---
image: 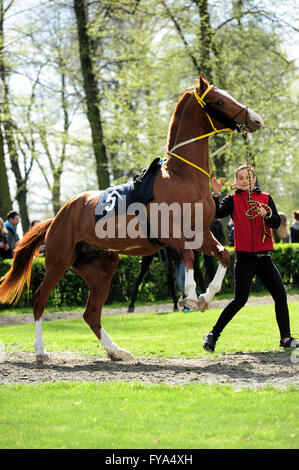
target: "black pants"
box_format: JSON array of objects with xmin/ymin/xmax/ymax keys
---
[{"xmin": 212, "ymin": 252, "xmax": 290, "ymax": 340}]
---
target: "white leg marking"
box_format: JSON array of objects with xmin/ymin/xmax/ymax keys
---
[
  {"xmin": 198, "ymin": 264, "xmax": 227, "ymax": 311},
  {"xmin": 100, "ymin": 327, "xmax": 135, "ymax": 361},
  {"xmin": 34, "ymin": 319, "xmax": 49, "ymax": 361},
  {"xmin": 184, "ymin": 268, "xmax": 198, "ymax": 309}
]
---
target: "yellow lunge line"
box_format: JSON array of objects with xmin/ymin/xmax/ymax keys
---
[{"xmin": 169, "ymin": 152, "xmax": 210, "ymax": 178}]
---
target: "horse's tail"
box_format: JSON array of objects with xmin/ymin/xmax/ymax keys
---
[{"xmin": 0, "ymin": 219, "xmax": 53, "ymax": 305}]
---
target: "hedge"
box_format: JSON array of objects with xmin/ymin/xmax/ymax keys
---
[{"xmin": 0, "ymin": 244, "xmax": 298, "ymax": 309}]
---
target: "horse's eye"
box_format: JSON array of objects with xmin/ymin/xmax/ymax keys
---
[{"xmin": 215, "ymin": 100, "xmax": 224, "ymax": 106}]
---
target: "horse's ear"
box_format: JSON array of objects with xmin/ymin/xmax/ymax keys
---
[{"xmin": 199, "ymin": 73, "xmax": 209, "ymax": 91}]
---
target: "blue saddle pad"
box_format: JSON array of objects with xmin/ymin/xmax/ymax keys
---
[{"xmin": 95, "ymin": 158, "xmax": 162, "ymax": 230}]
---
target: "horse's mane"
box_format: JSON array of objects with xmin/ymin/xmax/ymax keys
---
[{"xmin": 167, "ymin": 91, "xmax": 192, "ymax": 151}]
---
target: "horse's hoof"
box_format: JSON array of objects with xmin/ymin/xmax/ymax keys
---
[
  {"xmin": 197, "ymin": 296, "xmax": 208, "ymax": 312},
  {"xmin": 36, "ymin": 353, "xmax": 49, "ymax": 363},
  {"xmin": 183, "ymin": 298, "xmax": 198, "ymax": 311},
  {"xmin": 107, "ymin": 349, "xmax": 135, "ymax": 362},
  {"xmin": 127, "ymin": 306, "xmax": 135, "ymax": 313},
  {"xmin": 173, "ymin": 304, "xmax": 179, "ymax": 312}
]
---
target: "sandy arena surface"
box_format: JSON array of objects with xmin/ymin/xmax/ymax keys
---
[{"xmin": 1, "ymin": 350, "xmax": 298, "ymax": 389}]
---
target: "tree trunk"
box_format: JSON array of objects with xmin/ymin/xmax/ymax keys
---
[
  {"xmin": 164, "ymin": 0, "xmax": 226, "ymax": 178},
  {"xmin": 73, "ymin": 0, "xmax": 110, "ymax": 190},
  {"xmin": 0, "ymin": 0, "xmax": 30, "ymax": 232},
  {"xmin": 0, "ymin": 122, "xmax": 12, "ymax": 216},
  {"xmin": 52, "ymin": 170, "xmax": 62, "ymax": 215},
  {"xmin": 197, "ymin": 0, "xmax": 213, "ymax": 81}
]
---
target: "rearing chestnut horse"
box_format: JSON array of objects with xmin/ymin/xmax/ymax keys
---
[{"xmin": 0, "ymin": 74, "xmax": 263, "ymax": 361}]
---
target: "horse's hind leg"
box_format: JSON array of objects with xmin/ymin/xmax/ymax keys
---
[
  {"xmin": 73, "ymin": 250, "xmax": 135, "ymax": 361},
  {"xmin": 166, "ymin": 258, "xmax": 179, "ymax": 311},
  {"xmin": 127, "ymin": 255, "xmax": 153, "ymax": 313},
  {"xmin": 33, "ymin": 259, "xmax": 74, "ymax": 361}
]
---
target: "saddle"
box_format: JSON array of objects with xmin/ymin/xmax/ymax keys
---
[{"xmin": 95, "ymin": 158, "xmax": 165, "ymax": 247}]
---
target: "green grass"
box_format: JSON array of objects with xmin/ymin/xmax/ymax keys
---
[
  {"xmin": 0, "ymin": 382, "xmax": 298, "ymax": 449},
  {"xmin": 0, "ymin": 288, "xmax": 298, "ymax": 316},
  {"xmin": 1, "ymin": 303, "xmax": 299, "ymax": 357},
  {"xmin": 1, "ymin": 301, "xmax": 299, "ymax": 449}
]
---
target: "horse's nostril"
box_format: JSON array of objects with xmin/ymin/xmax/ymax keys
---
[{"xmin": 255, "ymin": 120, "xmax": 261, "ymax": 127}]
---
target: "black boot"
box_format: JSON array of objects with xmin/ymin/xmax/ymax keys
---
[
  {"xmin": 203, "ymin": 331, "xmax": 218, "ymax": 352},
  {"xmin": 279, "ymin": 336, "xmax": 299, "ymax": 348}
]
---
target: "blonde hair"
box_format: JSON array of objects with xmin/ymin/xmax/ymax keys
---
[{"xmin": 0, "ymin": 217, "xmax": 7, "ymax": 234}]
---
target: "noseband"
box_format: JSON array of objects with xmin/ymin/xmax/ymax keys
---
[{"xmin": 168, "ymin": 85, "xmax": 249, "ymax": 178}]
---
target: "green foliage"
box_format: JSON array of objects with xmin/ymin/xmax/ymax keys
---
[
  {"xmin": 0, "ymin": 244, "xmax": 298, "ymax": 308},
  {"xmin": 109, "ymin": 254, "xmax": 173, "ymax": 303},
  {"xmin": 1, "ymin": 0, "xmax": 298, "ymax": 225},
  {"xmin": 222, "ymin": 244, "xmax": 299, "ymax": 293},
  {"xmin": 272, "ymin": 244, "xmax": 299, "ymax": 288}
]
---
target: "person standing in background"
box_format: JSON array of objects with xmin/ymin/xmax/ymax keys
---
[
  {"xmin": 0, "ymin": 218, "xmax": 10, "ymax": 259},
  {"xmin": 290, "ymin": 210, "xmax": 299, "ymax": 243},
  {"xmin": 5, "ymin": 210, "xmax": 20, "ymax": 258},
  {"xmin": 272, "ymin": 212, "xmax": 290, "ymax": 243}
]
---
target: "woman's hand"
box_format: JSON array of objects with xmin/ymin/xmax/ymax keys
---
[
  {"xmin": 260, "ymin": 207, "xmax": 267, "ymax": 217},
  {"xmin": 211, "ymin": 176, "xmax": 223, "ymax": 195}
]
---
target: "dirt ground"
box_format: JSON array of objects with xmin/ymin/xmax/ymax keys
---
[
  {"xmin": 1, "ymin": 295, "xmax": 299, "ymax": 389},
  {"xmin": 1, "ymin": 351, "xmax": 298, "ymax": 389}
]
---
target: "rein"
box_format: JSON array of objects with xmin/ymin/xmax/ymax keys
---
[
  {"xmin": 168, "ymin": 85, "xmax": 245, "ymax": 178},
  {"xmin": 242, "ymin": 131, "xmax": 272, "ymax": 242}
]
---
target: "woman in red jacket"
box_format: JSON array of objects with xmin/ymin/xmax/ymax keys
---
[{"xmin": 203, "ymin": 164, "xmax": 299, "ymax": 352}]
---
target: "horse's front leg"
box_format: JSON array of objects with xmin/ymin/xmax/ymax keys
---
[
  {"xmin": 197, "ymin": 263, "xmax": 227, "ymax": 312},
  {"xmin": 165, "ymin": 241, "xmax": 199, "ymax": 311},
  {"xmin": 197, "ymin": 230, "xmax": 230, "ymax": 312},
  {"xmin": 182, "ymin": 249, "xmax": 198, "ymax": 310}
]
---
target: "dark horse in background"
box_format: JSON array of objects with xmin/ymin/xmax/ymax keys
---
[
  {"xmin": 0, "ymin": 74, "xmax": 263, "ymax": 361},
  {"xmin": 127, "ymin": 219, "xmax": 225, "ymax": 313},
  {"xmin": 127, "ymin": 247, "xmax": 205, "ymax": 313}
]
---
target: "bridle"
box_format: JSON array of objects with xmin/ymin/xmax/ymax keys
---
[
  {"xmin": 167, "ymin": 85, "xmax": 270, "ymax": 242},
  {"xmin": 168, "ymin": 84, "xmax": 249, "ymax": 178},
  {"xmin": 195, "ymin": 85, "xmax": 249, "ymax": 133}
]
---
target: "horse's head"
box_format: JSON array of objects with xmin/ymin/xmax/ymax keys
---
[{"xmin": 196, "ymin": 74, "xmax": 263, "ymax": 133}]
